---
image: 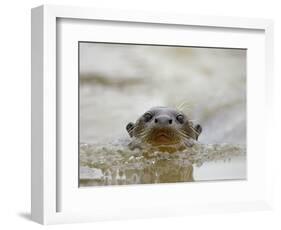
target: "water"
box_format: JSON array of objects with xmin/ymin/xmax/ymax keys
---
[
  {"xmin": 79, "ymin": 43, "xmax": 247, "ymax": 186},
  {"xmin": 79, "ymin": 142, "xmax": 246, "ymax": 186}
]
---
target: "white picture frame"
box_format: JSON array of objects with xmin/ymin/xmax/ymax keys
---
[{"xmin": 31, "ymin": 5, "xmax": 274, "ymax": 225}]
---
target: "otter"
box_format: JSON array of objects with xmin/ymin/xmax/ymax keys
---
[{"xmin": 126, "ymin": 106, "xmax": 202, "ymax": 153}]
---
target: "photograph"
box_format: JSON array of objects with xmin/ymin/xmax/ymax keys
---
[{"xmin": 79, "ymin": 42, "xmax": 247, "ymax": 187}]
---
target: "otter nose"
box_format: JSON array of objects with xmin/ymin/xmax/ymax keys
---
[{"xmin": 154, "ymin": 115, "xmax": 173, "ymax": 125}]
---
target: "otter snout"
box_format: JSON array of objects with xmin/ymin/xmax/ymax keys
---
[{"xmin": 154, "ymin": 115, "xmax": 173, "ymax": 125}]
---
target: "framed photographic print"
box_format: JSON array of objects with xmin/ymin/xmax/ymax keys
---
[
  {"xmin": 78, "ymin": 42, "xmax": 247, "ymax": 186},
  {"xmin": 31, "ymin": 5, "xmax": 274, "ymax": 225}
]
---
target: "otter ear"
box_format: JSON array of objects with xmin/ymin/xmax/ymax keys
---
[
  {"xmin": 126, "ymin": 122, "xmax": 135, "ymax": 137},
  {"xmin": 194, "ymin": 124, "xmax": 202, "ymax": 140}
]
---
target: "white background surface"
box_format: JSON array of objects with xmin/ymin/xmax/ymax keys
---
[
  {"xmin": 58, "ymin": 17, "xmax": 260, "ymax": 216},
  {"xmin": 0, "ymin": 0, "xmax": 280, "ymax": 229}
]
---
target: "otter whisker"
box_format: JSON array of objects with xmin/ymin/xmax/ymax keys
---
[
  {"xmin": 131, "ymin": 126, "xmax": 148, "ymax": 136},
  {"xmin": 176, "ymin": 129, "xmax": 193, "ymax": 139},
  {"xmin": 189, "ymin": 126, "xmax": 200, "ymax": 135},
  {"xmin": 136, "ymin": 129, "xmax": 151, "ymax": 140},
  {"xmin": 137, "ymin": 132, "xmax": 148, "ymax": 138},
  {"xmin": 176, "ymin": 102, "xmax": 191, "ymax": 113},
  {"xmin": 176, "ymin": 101, "xmax": 189, "ymax": 109}
]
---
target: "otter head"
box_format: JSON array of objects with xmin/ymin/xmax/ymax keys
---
[{"xmin": 126, "ymin": 106, "xmax": 202, "ymax": 150}]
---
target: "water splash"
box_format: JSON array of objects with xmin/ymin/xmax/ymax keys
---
[{"xmin": 80, "ymin": 141, "xmax": 246, "ymax": 186}]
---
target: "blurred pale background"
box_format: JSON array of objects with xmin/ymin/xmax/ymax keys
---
[{"xmin": 79, "ymin": 43, "xmax": 246, "ymax": 145}]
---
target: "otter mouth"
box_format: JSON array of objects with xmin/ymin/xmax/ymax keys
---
[
  {"xmin": 148, "ymin": 128, "xmax": 180, "ymax": 146},
  {"xmin": 155, "ymin": 132, "xmax": 171, "ymax": 142}
]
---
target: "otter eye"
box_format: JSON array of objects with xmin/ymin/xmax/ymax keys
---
[
  {"xmin": 143, "ymin": 113, "xmax": 153, "ymax": 122},
  {"xmin": 176, "ymin": 114, "xmax": 184, "ymax": 124}
]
